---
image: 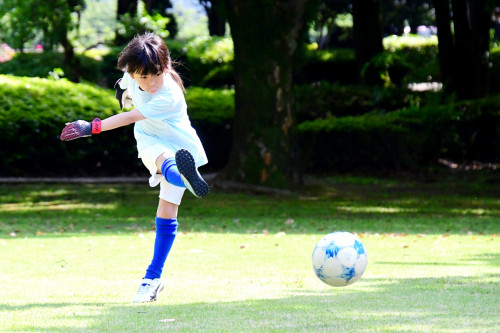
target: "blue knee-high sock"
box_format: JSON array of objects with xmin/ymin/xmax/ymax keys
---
[
  {"xmin": 144, "ymin": 217, "xmax": 178, "ymax": 279},
  {"xmin": 161, "ymin": 157, "xmax": 185, "ymax": 188}
]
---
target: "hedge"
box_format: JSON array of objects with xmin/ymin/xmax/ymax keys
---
[
  {"xmin": 297, "ymin": 98, "xmax": 500, "ymax": 173},
  {"xmin": 0, "ymin": 75, "xmax": 233, "ymax": 177},
  {"xmin": 1, "ymin": 74, "xmax": 499, "ymax": 177}
]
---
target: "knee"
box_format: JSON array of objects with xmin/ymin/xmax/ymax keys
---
[{"xmin": 155, "ymin": 153, "xmax": 170, "ymax": 173}]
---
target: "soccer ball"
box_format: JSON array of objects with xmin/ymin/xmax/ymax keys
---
[{"xmin": 312, "ymin": 231, "xmax": 368, "ymax": 287}]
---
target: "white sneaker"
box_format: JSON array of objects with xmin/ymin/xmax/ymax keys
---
[{"xmin": 133, "ymin": 278, "xmax": 165, "ymax": 303}]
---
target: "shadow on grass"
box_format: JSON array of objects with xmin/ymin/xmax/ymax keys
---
[
  {"xmin": 1, "ymin": 181, "xmax": 499, "ymax": 236},
  {"xmin": 3, "ymin": 275, "xmax": 499, "ymax": 332},
  {"xmin": 377, "ymin": 252, "xmax": 500, "ymax": 268}
]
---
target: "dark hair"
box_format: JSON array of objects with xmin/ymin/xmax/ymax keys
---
[{"xmin": 117, "ymin": 32, "xmax": 185, "ymax": 91}]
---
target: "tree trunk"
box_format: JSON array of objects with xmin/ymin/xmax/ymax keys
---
[
  {"xmin": 206, "ymin": 0, "xmax": 226, "ymax": 36},
  {"xmin": 433, "ymin": 0, "xmax": 454, "ymax": 86},
  {"xmin": 222, "ymin": 0, "xmax": 309, "ymax": 188},
  {"xmin": 117, "ymin": 0, "xmax": 137, "ymax": 17},
  {"xmin": 352, "ymin": 0, "xmax": 384, "ymax": 85},
  {"xmin": 451, "ymin": 0, "xmax": 490, "ymax": 99},
  {"xmin": 115, "ymin": 0, "xmax": 138, "ymax": 45},
  {"xmin": 60, "ymin": 32, "xmax": 80, "ymax": 82}
]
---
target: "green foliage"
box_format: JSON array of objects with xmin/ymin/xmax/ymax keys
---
[
  {"xmin": 186, "ymin": 87, "xmax": 234, "ymax": 124},
  {"xmin": 294, "ymin": 82, "xmax": 417, "ymax": 121},
  {"xmin": 76, "ymin": 0, "xmax": 117, "ymax": 49},
  {"xmin": 0, "ymin": 0, "xmax": 84, "ymax": 51},
  {"xmin": 181, "ymin": 36, "xmax": 234, "ymax": 87},
  {"xmin": 0, "ymin": 0, "xmax": 39, "ymax": 50},
  {"xmin": 0, "ymin": 52, "xmax": 63, "ymax": 77},
  {"xmin": 186, "ymin": 36, "xmax": 234, "ymax": 64},
  {"xmin": 185, "ymin": 87, "xmax": 234, "ymax": 169},
  {"xmin": 363, "ymin": 36, "xmax": 439, "ymax": 86},
  {"xmin": 298, "ymin": 35, "xmax": 439, "ymax": 87},
  {"xmin": 383, "ymin": 34, "xmax": 438, "ymax": 50},
  {"xmin": 297, "ymin": 95, "xmax": 500, "ymax": 173},
  {"xmin": 115, "ymin": 0, "xmax": 172, "ymax": 42},
  {"xmin": 488, "ymin": 47, "xmax": 500, "ymax": 93},
  {"xmin": 173, "ymin": 0, "xmax": 209, "ymax": 40},
  {"xmin": 0, "ymin": 75, "xmax": 234, "ymax": 176},
  {"xmin": 0, "ymin": 75, "xmax": 132, "ymax": 177},
  {"xmin": 0, "ymin": 50, "xmax": 119, "ymax": 87},
  {"xmin": 295, "ymin": 47, "xmax": 357, "ymax": 85}
]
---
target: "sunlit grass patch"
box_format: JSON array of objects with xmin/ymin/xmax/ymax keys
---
[{"xmin": 0, "ymin": 175, "xmax": 499, "ymax": 332}]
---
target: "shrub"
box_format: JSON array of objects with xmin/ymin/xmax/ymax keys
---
[
  {"xmin": 186, "ymin": 87, "xmax": 234, "ymax": 169},
  {"xmin": 297, "ymin": 97, "xmax": 500, "ymax": 173},
  {"xmin": 0, "ymin": 75, "xmax": 234, "ymax": 176},
  {"xmin": 295, "ymin": 48, "xmax": 357, "ymax": 85},
  {"xmin": 0, "ymin": 52, "xmax": 64, "ymax": 78},
  {"xmin": 183, "ymin": 36, "xmax": 234, "ymax": 88},
  {"xmin": 294, "ymin": 82, "xmax": 419, "ymax": 122},
  {"xmin": 0, "ymin": 75, "xmax": 138, "ymax": 177}
]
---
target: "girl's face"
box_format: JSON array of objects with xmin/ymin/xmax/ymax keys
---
[{"xmin": 130, "ymin": 70, "xmax": 166, "ymax": 95}]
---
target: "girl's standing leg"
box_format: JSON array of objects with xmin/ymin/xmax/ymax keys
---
[
  {"xmin": 133, "ymin": 153, "xmax": 183, "ymax": 303},
  {"xmin": 144, "ymin": 199, "xmax": 179, "ymax": 280},
  {"xmin": 133, "ymin": 199, "xmax": 179, "ymax": 303}
]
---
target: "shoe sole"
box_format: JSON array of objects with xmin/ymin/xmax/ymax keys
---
[{"xmin": 175, "ymin": 149, "xmax": 210, "ymax": 198}]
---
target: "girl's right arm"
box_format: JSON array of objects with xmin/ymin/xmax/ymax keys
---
[{"xmin": 60, "ymin": 109, "xmax": 146, "ymax": 141}]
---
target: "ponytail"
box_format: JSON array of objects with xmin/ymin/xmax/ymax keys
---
[{"xmin": 168, "ymin": 63, "xmax": 185, "ymax": 92}]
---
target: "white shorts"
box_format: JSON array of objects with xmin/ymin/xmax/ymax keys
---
[{"xmin": 140, "ymin": 144, "xmax": 186, "ymax": 205}]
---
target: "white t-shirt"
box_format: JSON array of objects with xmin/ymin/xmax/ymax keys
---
[{"xmin": 119, "ymin": 72, "xmax": 208, "ymax": 167}]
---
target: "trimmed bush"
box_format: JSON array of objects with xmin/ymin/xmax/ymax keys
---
[
  {"xmin": 0, "ymin": 75, "xmax": 234, "ymax": 176},
  {"xmin": 186, "ymin": 87, "xmax": 234, "ymax": 169},
  {"xmin": 2, "ymin": 73, "xmax": 498, "ymax": 177},
  {"xmin": 297, "ymin": 97, "xmax": 500, "ymax": 173},
  {"xmin": 294, "ymin": 82, "xmax": 419, "ymax": 122},
  {"xmin": 0, "ymin": 75, "xmax": 141, "ymax": 177}
]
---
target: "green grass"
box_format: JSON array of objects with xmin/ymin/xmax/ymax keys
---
[{"xmin": 0, "ymin": 174, "xmax": 499, "ymax": 332}]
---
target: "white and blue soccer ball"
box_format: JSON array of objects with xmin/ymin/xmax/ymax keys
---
[{"xmin": 312, "ymin": 231, "xmax": 368, "ymax": 287}]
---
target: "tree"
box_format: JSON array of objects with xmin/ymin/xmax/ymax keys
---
[
  {"xmin": 352, "ymin": 0, "xmax": 384, "ymax": 85},
  {"xmin": 115, "ymin": 0, "xmax": 138, "ymax": 45},
  {"xmin": 309, "ymin": 0, "xmax": 351, "ymax": 49},
  {"xmin": 143, "ymin": 0, "xmax": 178, "ymax": 38},
  {"xmin": 0, "ymin": 0, "xmax": 84, "ymax": 82},
  {"xmin": 433, "ymin": 0, "xmax": 492, "ymax": 99},
  {"xmin": 222, "ymin": 0, "xmax": 314, "ymax": 188},
  {"xmin": 0, "ymin": 0, "xmax": 38, "ymax": 52},
  {"xmin": 382, "ymin": 0, "xmax": 435, "ymax": 35},
  {"xmin": 200, "ymin": 0, "xmax": 227, "ymax": 36},
  {"xmin": 49, "ymin": 0, "xmax": 86, "ymax": 82},
  {"xmin": 451, "ymin": 0, "xmax": 491, "ymax": 99},
  {"xmin": 433, "ymin": 0, "xmax": 454, "ymax": 86}
]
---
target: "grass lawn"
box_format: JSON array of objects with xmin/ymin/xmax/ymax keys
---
[{"xmin": 0, "ymin": 173, "xmax": 499, "ymax": 332}]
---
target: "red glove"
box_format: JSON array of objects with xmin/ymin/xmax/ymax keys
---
[{"xmin": 60, "ymin": 118, "xmax": 101, "ymax": 141}]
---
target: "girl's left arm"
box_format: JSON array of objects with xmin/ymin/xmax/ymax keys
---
[
  {"xmin": 60, "ymin": 109, "xmax": 146, "ymax": 141},
  {"xmin": 101, "ymin": 109, "xmax": 146, "ymax": 132}
]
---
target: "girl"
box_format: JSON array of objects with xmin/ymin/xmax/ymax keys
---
[{"xmin": 60, "ymin": 32, "xmax": 209, "ymax": 302}]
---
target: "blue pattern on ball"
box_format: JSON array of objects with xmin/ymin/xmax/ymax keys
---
[
  {"xmin": 340, "ymin": 267, "xmax": 355, "ymax": 281},
  {"xmin": 325, "ymin": 243, "xmax": 339, "ymax": 258},
  {"xmin": 353, "ymin": 240, "xmax": 365, "ymax": 255}
]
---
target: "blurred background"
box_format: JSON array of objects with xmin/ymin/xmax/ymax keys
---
[{"xmin": 0, "ymin": 0, "xmax": 499, "ymax": 187}]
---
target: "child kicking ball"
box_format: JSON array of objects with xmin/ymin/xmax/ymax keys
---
[{"xmin": 60, "ymin": 32, "xmax": 209, "ymax": 302}]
